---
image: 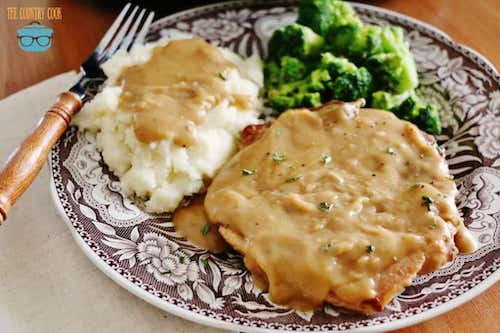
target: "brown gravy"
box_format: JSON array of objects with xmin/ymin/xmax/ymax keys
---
[
  {"xmin": 205, "ymin": 102, "xmax": 476, "ymax": 311},
  {"xmin": 172, "ymin": 196, "xmax": 228, "ymax": 253},
  {"xmin": 118, "ymin": 38, "xmax": 252, "ymax": 147}
]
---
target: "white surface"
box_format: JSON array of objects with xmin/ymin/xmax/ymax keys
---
[{"xmin": 0, "ymin": 72, "xmax": 226, "ymax": 333}]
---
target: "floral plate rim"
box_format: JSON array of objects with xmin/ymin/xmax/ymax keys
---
[
  {"xmin": 49, "ymin": 1, "xmax": 499, "ymax": 332},
  {"xmin": 49, "ymin": 177, "xmax": 500, "ymax": 333}
]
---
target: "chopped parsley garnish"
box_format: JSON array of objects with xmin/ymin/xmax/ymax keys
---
[
  {"xmin": 410, "ymin": 183, "xmax": 424, "ymax": 190},
  {"xmin": 201, "ymin": 223, "xmax": 211, "ymax": 236},
  {"xmin": 321, "ymin": 154, "xmax": 332, "ymax": 165},
  {"xmin": 321, "ymin": 242, "xmax": 333, "ymax": 251},
  {"xmin": 241, "ymin": 168, "xmax": 256, "ymax": 175},
  {"xmin": 421, "ymin": 196, "xmax": 434, "ymax": 211},
  {"xmin": 272, "ymin": 152, "xmax": 286, "ymax": 163},
  {"xmin": 179, "ymin": 256, "xmax": 185, "ymax": 264},
  {"xmin": 285, "ymin": 175, "xmax": 302, "ymax": 183},
  {"xmin": 218, "ymin": 72, "xmax": 226, "ymax": 80},
  {"xmin": 387, "ymin": 147, "xmax": 396, "ymax": 155},
  {"xmin": 366, "ymin": 244, "xmax": 375, "ymax": 254},
  {"xmin": 318, "ymin": 202, "xmax": 333, "ymax": 212},
  {"xmin": 201, "ymin": 258, "xmax": 209, "ymax": 269},
  {"xmin": 429, "ymin": 222, "xmax": 437, "ymax": 230}
]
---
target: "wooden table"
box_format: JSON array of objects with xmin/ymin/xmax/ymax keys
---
[{"xmin": 0, "ymin": 1, "xmax": 498, "ymax": 332}]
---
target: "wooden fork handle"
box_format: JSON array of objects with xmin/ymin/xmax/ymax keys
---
[{"xmin": 0, "ymin": 92, "xmax": 82, "ymax": 225}]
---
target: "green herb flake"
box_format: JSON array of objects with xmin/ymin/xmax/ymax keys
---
[
  {"xmin": 321, "ymin": 154, "xmax": 332, "ymax": 165},
  {"xmin": 241, "ymin": 168, "xmax": 256, "ymax": 175},
  {"xmin": 201, "ymin": 258, "xmax": 209, "ymax": 269},
  {"xmin": 366, "ymin": 244, "xmax": 375, "ymax": 254},
  {"xmin": 387, "ymin": 147, "xmax": 396, "ymax": 155},
  {"xmin": 321, "ymin": 242, "xmax": 333, "ymax": 251},
  {"xmin": 201, "ymin": 223, "xmax": 211, "ymax": 236},
  {"xmin": 179, "ymin": 256, "xmax": 185, "ymax": 264},
  {"xmin": 428, "ymin": 222, "xmax": 437, "ymax": 230},
  {"xmin": 318, "ymin": 201, "xmax": 333, "ymax": 212},
  {"xmin": 218, "ymin": 72, "xmax": 226, "ymax": 81},
  {"xmin": 421, "ymin": 196, "xmax": 434, "ymax": 211},
  {"xmin": 285, "ymin": 175, "xmax": 302, "ymax": 183},
  {"xmin": 409, "ymin": 183, "xmax": 420, "ymax": 190},
  {"xmin": 272, "ymin": 152, "xmax": 286, "ymax": 163}
]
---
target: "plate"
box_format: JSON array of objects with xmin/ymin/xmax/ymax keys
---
[{"xmin": 49, "ymin": 1, "xmax": 500, "ymax": 332}]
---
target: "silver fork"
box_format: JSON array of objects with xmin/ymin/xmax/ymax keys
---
[{"xmin": 0, "ymin": 4, "xmax": 155, "ymax": 225}]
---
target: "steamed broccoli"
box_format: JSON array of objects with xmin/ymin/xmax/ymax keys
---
[
  {"xmin": 268, "ymin": 81, "xmax": 322, "ymax": 113},
  {"xmin": 308, "ymin": 68, "xmax": 332, "ymax": 92},
  {"xmin": 320, "ymin": 52, "xmax": 358, "ymax": 76},
  {"xmin": 308, "ymin": 1, "xmax": 418, "ymax": 94},
  {"xmin": 366, "ymin": 52, "xmax": 418, "ymax": 93},
  {"xmin": 413, "ymin": 104, "xmax": 441, "ymax": 135},
  {"xmin": 266, "ymin": 53, "xmax": 371, "ymax": 113},
  {"xmin": 298, "ymin": 0, "xmax": 362, "ymax": 36},
  {"xmin": 328, "ymin": 67, "xmax": 372, "ymax": 101},
  {"xmin": 373, "ymin": 90, "xmax": 441, "ymax": 135},
  {"xmin": 267, "ymin": 23, "xmax": 325, "ymax": 60},
  {"xmin": 371, "ymin": 90, "xmax": 412, "ymax": 110},
  {"xmin": 263, "ymin": 0, "xmax": 441, "ymax": 135},
  {"xmin": 264, "ymin": 56, "xmax": 307, "ymax": 89}
]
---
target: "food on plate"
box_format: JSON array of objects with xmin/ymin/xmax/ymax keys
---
[
  {"xmin": 265, "ymin": 0, "xmax": 441, "ymax": 135},
  {"xmin": 204, "ymin": 100, "xmax": 475, "ymax": 312},
  {"xmin": 73, "ymin": 0, "xmax": 476, "ymax": 315},
  {"xmin": 74, "ymin": 36, "xmax": 263, "ymax": 213},
  {"xmin": 172, "ymin": 195, "xmax": 228, "ymax": 253}
]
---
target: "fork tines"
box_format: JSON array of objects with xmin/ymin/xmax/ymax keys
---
[{"xmin": 96, "ymin": 3, "xmax": 155, "ymax": 61}]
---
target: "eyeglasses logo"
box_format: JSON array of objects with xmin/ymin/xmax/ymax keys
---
[{"xmin": 16, "ymin": 21, "xmax": 53, "ymax": 52}]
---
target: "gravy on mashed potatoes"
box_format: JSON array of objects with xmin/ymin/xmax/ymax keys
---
[
  {"xmin": 204, "ymin": 100, "xmax": 476, "ymax": 313},
  {"xmin": 119, "ymin": 38, "xmax": 254, "ymax": 147},
  {"xmin": 73, "ymin": 36, "xmax": 262, "ymax": 213}
]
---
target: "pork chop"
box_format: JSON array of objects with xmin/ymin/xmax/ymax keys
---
[{"xmin": 205, "ymin": 100, "xmax": 475, "ymax": 313}]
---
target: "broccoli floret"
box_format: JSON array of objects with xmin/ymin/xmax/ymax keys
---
[
  {"xmin": 328, "ymin": 67, "xmax": 373, "ymax": 101},
  {"xmin": 378, "ymin": 26, "xmax": 407, "ymax": 54},
  {"xmin": 391, "ymin": 93, "xmax": 419, "ymax": 120},
  {"xmin": 307, "ymin": 68, "xmax": 331, "ymax": 92},
  {"xmin": 269, "ymin": 94, "xmax": 297, "ymax": 113},
  {"xmin": 298, "ymin": 0, "xmax": 362, "ymax": 36},
  {"xmin": 264, "ymin": 56, "xmax": 308, "ymax": 89},
  {"xmin": 413, "ymin": 104, "xmax": 441, "ymax": 135},
  {"xmin": 298, "ymin": 92, "xmax": 322, "ymax": 108},
  {"xmin": 366, "ymin": 52, "xmax": 418, "ymax": 93},
  {"xmin": 267, "ymin": 23, "xmax": 325, "ymax": 60},
  {"xmin": 279, "ymin": 56, "xmax": 308, "ymax": 82},
  {"xmin": 266, "ymin": 53, "xmax": 372, "ymax": 113},
  {"xmin": 268, "ymin": 82, "xmax": 322, "ymax": 113},
  {"xmin": 264, "ymin": 61, "xmax": 281, "ymax": 89},
  {"xmin": 373, "ymin": 90, "xmax": 441, "ymax": 135},
  {"xmin": 320, "ymin": 52, "xmax": 358, "ymax": 76},
  {"xmin": 326, "ymin": 23, "xmax": 366, "ymax": 60},
  {"xmin": 371, "ymin": 90, "xmax": 412, "ymax": 110}
]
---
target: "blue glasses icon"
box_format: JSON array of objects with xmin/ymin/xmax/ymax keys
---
[{"xmin": 17, "ymin": 22, "xmax": 53, "ymax": 52}]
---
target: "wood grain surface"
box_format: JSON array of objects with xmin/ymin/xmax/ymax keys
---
[{"xmin": 0, "ymin": 1, "xmax": 498, "ymax": 332}]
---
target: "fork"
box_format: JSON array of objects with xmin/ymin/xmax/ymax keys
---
[{"xmin": 0, "ymin": 3, "xmax": 155, "ymax": 225}]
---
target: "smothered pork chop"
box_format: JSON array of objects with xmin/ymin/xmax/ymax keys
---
[{"xmin": 204, "ymin": 100, "xmax": 475, "ymax": 313}]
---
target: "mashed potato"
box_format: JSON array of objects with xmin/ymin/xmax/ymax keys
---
[{"xmin": 73, "ymin": 34, "xmax": 263, "ymax": 213}]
